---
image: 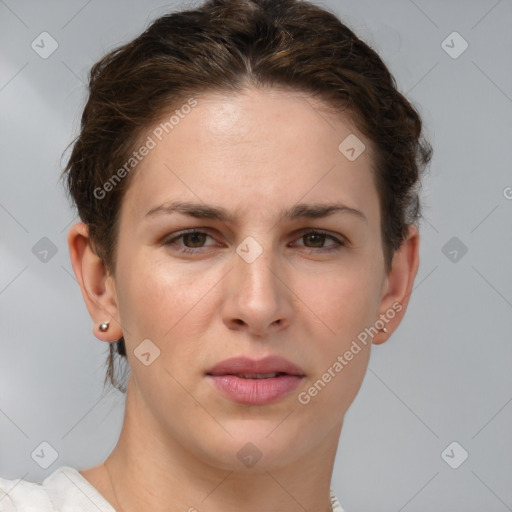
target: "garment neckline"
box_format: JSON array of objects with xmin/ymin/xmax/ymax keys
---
[
  {"xmin": 43, "ymin": 466, "xmax": 116, "ymax": 512},
  {"xmin": 44, "ymin": 465, "xmax": 343, "ymax": 512}
]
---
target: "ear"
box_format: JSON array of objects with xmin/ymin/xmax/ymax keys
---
[
  {"xmin": 372, "ymin": 224, "xmax": 420, "ymax": 345},
  {"xmin": 67, "ymin": 222, "xmax": 123, "ymax": 343}
]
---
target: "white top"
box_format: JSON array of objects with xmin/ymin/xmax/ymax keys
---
[{"xmin": 0, "ymin": 466, "xmax": 345, "ymax": 511}]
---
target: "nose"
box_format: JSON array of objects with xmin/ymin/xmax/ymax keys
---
[{"xmin": 221, "ymin": 245, "xmax": 293, "ymax": 337}]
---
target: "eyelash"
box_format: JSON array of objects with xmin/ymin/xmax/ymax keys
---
[{"xmin": 163, "ymin": 228, "xmax": 346, "ymax": 255}]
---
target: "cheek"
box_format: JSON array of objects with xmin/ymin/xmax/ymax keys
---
[
  {"xmin": 115, "ymin": 251, "xmax": 216, "ymax": 342},
  {"xmin": 293, "ymin": 260, "xmax": 381, "ymax": 407},
  {"xmin": 296, "ymin": 262, "xmax": 382, "ymax": 340},
  {"xmin": 296, "ymin": 269, "xmax": 376, "ymax": 417}
]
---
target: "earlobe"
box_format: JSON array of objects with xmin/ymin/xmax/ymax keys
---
[
  {"xmin": 67, "ymin": 222, "xmax": 123, "ymax": 343},
  {"xmin": 372, "ymin": 225, "xmax": 420, "ymax": 345}
]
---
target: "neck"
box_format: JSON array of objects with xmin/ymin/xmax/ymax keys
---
[{"xmin": 99, "ymin": 379, "xmax": 341, "ymax": 512}]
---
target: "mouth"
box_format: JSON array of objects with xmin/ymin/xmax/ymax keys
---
[
  {"xmin": 206, "ymin": 355, "xmax": 306, "ymax": 377},
  {"xmin": 205, "ymin": 356, "xmax": 305, "ymax": 405},
  {"xmin": 214, "ymin": 372, "xmax": 290, "ymax": 379}
]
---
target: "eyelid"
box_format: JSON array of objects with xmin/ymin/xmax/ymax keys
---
[
  {"xmin": 162, "ymin": 227, "xmax": 348, "ymax": 254},
  {"xmin": 164, "ymin": 227, "xmax": 345, "ymax": 242},
  {"xmin": 291, "ymin": 228, "xmax": 347, "ymax": 246},
  {"xmin": 163, "ymin": 228, "xmax": 218, "ymax": 244}
]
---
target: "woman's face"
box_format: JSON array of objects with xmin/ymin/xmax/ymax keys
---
[{"xmin": 104, "ymin": 87, "xmax": 396, "ymax": 470}]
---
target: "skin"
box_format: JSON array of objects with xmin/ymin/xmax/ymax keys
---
[{"xmin": 68, "ymin": 87, "xmax": 419, "ymax": 512}]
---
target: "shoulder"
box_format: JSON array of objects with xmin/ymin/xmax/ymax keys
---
[
  {"xmin": 330, "ymin": 487, "xmax": 346, "ymax": 512},
  {"xmin": 0, "ymin": 466, "xmax": 115, "ymax": 512},
  {"xmin": 0, "ymin": 473, "xmax": 53, "ymax": 511}
]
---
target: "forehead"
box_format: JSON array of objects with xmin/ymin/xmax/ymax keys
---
[{"xmin": 120, "ymin": 87, "xmax": 379, "ymax": 225}]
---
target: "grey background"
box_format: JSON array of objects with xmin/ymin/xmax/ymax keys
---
[{"xmin": 1, "ymin": 0, "xmax": 511, "ymax": 510}]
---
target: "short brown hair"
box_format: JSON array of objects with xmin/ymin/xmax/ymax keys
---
[{"xmin": 62, "ymin": 0, "xmax": 432, "ymax": 393}]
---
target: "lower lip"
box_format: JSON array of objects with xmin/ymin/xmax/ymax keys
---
[{"xmin": 207, "ymin": 374, "xmax": 304, "ymax": 405}]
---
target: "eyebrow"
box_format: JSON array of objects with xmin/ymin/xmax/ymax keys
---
[{"xmin": 144, "ymin": 200, "xmax": 367, "ymax": 223}]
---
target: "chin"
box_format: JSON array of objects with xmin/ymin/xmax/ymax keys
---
[{"xmin": 192, "ymin": 419, "xmax": 317, "ymax": 473}]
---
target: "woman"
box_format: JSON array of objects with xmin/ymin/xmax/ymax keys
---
[{"xmin": 0, "ymin": 0, "xmax": 431, "ymax": 510}]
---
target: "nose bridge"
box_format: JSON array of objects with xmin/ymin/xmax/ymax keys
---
[
  {"xmin": 234, "ymin": 238, "xmax": 281, "ymax": 303},
  {"xmin": 222, "ymin": 235, "xmax": 292, "ymax": 333}
]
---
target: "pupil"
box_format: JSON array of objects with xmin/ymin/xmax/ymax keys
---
[
  {"xmin": 181, "ymin": 233, "xmax": 327, "ymax": 249},
  {"xmin": 305, "ymin": 233, "xmax": 325, "ymax": 247},
  {"xmin": 184, "ymin": 233, "xmax": 206, "ymax": 247}
]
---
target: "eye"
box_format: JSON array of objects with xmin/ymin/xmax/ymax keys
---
[
  {"xmin": 163, "ymin": 229, "xmax": 217, "ymax": 254},
  {"xmin": 163, "ymin": 228, "xmax": 346, "ymax": 256},
  {"xmin": 292, "ymin": 230, "xmax": 345, "ymax": 252},
  {"xmin": 180, "ymin": 232, "xmax": 208, "ymax": 248}
]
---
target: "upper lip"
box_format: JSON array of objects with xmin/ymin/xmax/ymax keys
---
[{"xmin": 206, "ymin": 355, "xmax": 305, "ymax": 376}]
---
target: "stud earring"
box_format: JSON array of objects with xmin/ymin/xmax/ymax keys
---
[
  {"xmin": 380, "ymin": 326, "xmax": 388, "ymax": 333},
  {"xmin": 99, "ymin": 322, "xmax": 110, "ymax": 332}
]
